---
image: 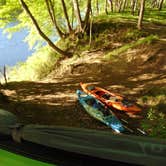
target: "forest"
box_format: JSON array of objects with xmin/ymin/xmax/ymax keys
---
[
  {"xmin": 0, "ymin": 0, "xmax": 166, "ymax": 139},
  {"xmin": 0, "ymin": 0, "xmax": 166, "ymax": 165}
]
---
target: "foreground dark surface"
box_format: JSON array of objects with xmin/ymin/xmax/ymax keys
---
[{"xmin": 0, "ymin": 134, "xmax": 138, "ymax": 166}]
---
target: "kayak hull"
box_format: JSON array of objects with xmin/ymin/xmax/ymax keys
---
[
  {"xmin": 80, "ymin": 83, "xmax": 141, "ymax": 115},
  {"xmin": 76, "ymin": 90, "xmax": 124, "ymax": 133}
]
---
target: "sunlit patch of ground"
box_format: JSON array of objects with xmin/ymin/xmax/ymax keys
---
[{"xmin": 128, "ymin": 73, "xmax": 160, "ymax": 82}]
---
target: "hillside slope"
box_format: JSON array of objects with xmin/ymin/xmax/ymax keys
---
[{"xmin": 0, "ymin": 22, "xmax": 166, "ymax": 137}]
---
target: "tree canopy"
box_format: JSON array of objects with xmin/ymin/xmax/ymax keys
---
[{"xmin": 0, "ymin": 0, "xmax": 165, "ymax": 56}]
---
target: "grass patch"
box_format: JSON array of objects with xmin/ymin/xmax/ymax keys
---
[
  {"xmin": 141, "ymin": 107, "xmax": 166, "ymax": 139},
  {"xmin": 144, "ymin": 9, "xmax": 166, "ymax": 25},
  {"xmin": 139, "ymin": 87, "xmax": 166, "ymax": 138},
  {"xmin": 96, "ymin": 8, "xmax": 166, "ymax": 25},
  {"xmin": 105, "ymin": 35, "xmax": 159, "ymax": 59}
]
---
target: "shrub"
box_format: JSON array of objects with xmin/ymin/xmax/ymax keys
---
[{"xmin": 9, "ymin": 46, "xmax": 60, "ymax": 81}]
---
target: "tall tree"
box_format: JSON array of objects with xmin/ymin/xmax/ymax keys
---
[
  {"xmin": 45, "ymin": 0, "xmax": 65, "ymax": 38},
  {"xmin": 61, "ymin": 0, "xmax": 72, "ymax": 33},
  {"xmin": 158, "ymin": 0, "xmax": 164, "ymax": 10},
  {"xmin": 118, "ymin": 0, "xmax": 123, "ymax": 12},
  {"xmin": 151, "ymin": 0, "xmax": 158, "ymax": 8},
  {"xmin": 131, "ymin": 0, "xmax": 137, "ymax": 15},
  {"xmin": 137, "ymin": 0, "xmax": 145, "ymax": 30},
  {"xmin": 122, "ymin": 0, "xmax": 127, "ymax": 12},
  {"xmin": 83, "ymin": 0, "xmax": 92, "ymax": 31},
  {"xmin": 108, "ymin": 0, "xmax": 113, "ymax": 12},
  {"xmin": 105, "ymin": 0, "xmax": 109, "ymax": 14},
  {"xmin": 72, "ymin": 0, "xmax": 83, "ymax": 32},
  {"xmin": 96, "ymin": 0, "xmax": 99, "ymax": 15},
  {"xmin": 19, "ymin": 0, "xmax": 68, "ymax": 56}
]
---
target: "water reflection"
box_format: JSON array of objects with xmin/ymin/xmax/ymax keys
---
[{"xmin": 0, "ymin": 28, "xmax": 33, "ymax": 67}]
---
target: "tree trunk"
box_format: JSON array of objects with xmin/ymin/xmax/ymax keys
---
[
  {"xmin": 118, "ymin": 0, "xmax": 123, "ymax": 13},
  {"xmin": 19, "ymin": 0, "xmax": 68, "ymax": 56},
  {"xmin": 72, "ymin": 0, "xmax": 83, "ymax": 32},
  {"xmin": 61, "ymin": 0, "xmax": 72, "ymax": 33},
  {"xmin": 105, "ymin": 0, "xmax": 108, "ymax": 14},
  {"xmin": 0, "ymin": 66, "xmax": 7, "ymax": 85},
  {"xmin": 89, "ymin": 11, "xmax": 92, "ymax": 46},
  {"xmin": 131, "ymin": 0, "xmax": 136, "ymax": 15},
  {"xmin": 108, "ymin": 0, "xmax": 113, "ymax": 12},
  {"xmin": 96, "ymin": 0, "xmax": 99, "ymax": 15},
  {"xmin": 3, "ymin": 66, "xmax": 7, "ymax": 85},
  {"xmin": 114, "ymin": 0, "xmax": 119, "ymax": 12},
  {"xmin": 83, "ymin": 0, "xmax": 91, "ymax": 31},
  {"xmin": 45, "ymin": 0, "xmax": 65, "ymax": 38},
  {"xmin": 158, "ymin": 0, "xmax": 164, "ymax": 10},
  {"xmin": 71, "ymin": 4, "xmax": 74, "ymax": 28},
  {"xmin": 122, "ymin": 0, "xmax": 127, "ymax": 12},
  {"xmin": 152, "ymin": 0, "xmax": 158, "ymax": 8},
  {"xmin": 134, "ymin": 0, "xmax": 138, "ymax": 12},
  {"xmin": 137, "ymin": 0, "xmax": 145, "ymax": 30}
]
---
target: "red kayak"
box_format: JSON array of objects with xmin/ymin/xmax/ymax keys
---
[{"xmin": 80, "ymin": 82, "xmax": 141, "ymax": 116}]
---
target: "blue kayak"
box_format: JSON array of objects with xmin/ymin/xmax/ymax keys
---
[{"xmin": 76, "ymin": 90, "xmax": 124, "ymax": 133}]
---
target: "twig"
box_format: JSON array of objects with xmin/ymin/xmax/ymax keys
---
[
  {"xmin": 3, "ymin": 65, "xmax": 8, "ymax": 85},
  {"xmin": 89, "ymin": 11, "xmax": 93, "ymax": 46},
  {"xmin": 0, "ymin": 65, "xmax": 8, "ymax": 85}
]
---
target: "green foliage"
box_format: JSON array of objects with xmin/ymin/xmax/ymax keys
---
[
  {"xmin": 0, "ymin": 0, "xmax": 165, "ymax": 82},
  {"xmin": 96, "ymin": 8, "xmax": 166, "ymax": 25},
  {"xmin": 124, "ymin": 29, "xmax": 146, "ymax": 41},
  {"xmin": 141, "ymin": 108, "xmax": 166, "ymax": 138},
  {"xmin": 144, "ymin": 86, "xmax": 166, "ymax": 97},
  {"xmin": 144, "ymin": 9, "xmax": 166, "ymax": 25},
  {"xmin": 139, "ymin": 87, "xmax": 166, "ymax": 138},
  {"xmin": 8, "ymin": 46, "xmax": 60, "ymax": 81},
  {"xmin": 0, "ymin": 0, "xmax": 96, "ymax": 51},
  {"xmin": 0, "ymin": 0, "xmax": 21, "ymax": 28},
  {"xmin": 0, "ymin": 0, "xmax": 166, "ymax": 53},
  {"xmin": 0, "ymin": 0, "xmax": 73, "ymax": 50}
]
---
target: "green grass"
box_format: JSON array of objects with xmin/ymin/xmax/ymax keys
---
[
  {"xmin": 144, "ymin": 9, "xmax": 166, "ymax": 25},
  {"xmin": 141, "ymin": 106, "xmax": 166, "ymax": 139},
  {"xmin": 95, "ymin": 8, "xmax": 166, "ymax": 25},
  {"xmin": 139, "ymin": 87, "xmax": 166, "ymax": 138},
  {"xmin": 105, "ymin": 35, "xmax": 159, "ymax": 59},
  {"xmin": 0, "ymin": 149, "xmax": 53, "ymax": 166}
]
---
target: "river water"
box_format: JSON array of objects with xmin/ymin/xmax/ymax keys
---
[{"xmin": 0, "ymin": 28, "xmax": 33, "ymax": 67}]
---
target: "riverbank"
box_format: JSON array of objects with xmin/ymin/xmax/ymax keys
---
[{"xmin": 0, "ymin": 20, "xmax": 166, "ymax": 138}]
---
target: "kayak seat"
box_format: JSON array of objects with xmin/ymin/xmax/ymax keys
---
[{"xmin": 102, "ymin": 93, "xmax": 111, "ymax": 100}]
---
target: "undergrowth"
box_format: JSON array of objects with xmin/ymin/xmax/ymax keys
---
[
  {"xmin": 138, "ymin": 87, "xmax": 166, "ymax": 138},
  {"xmin": 8, "ymin": 46, "xmax": 60, "ymax": 81},
  {"xmin": 96, "ymin": 8, "xmax": 166, "ymax": 25}
]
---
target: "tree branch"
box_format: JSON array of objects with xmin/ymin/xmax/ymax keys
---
[
  {"xmin": 19, "ymin": 0, "xmax": 68, "ymax": 56},
  {"xmin": 45, "ymin": 0, "xmax": 65, "ymax": 38},
  {"xmin": 61, "ymin": 0, "xmax": 73, "ymax": 33}
]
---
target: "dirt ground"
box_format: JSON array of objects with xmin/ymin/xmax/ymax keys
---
[{"xmin": 0, "ymin": 24, "xmax": 166, "ymax": 136}]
